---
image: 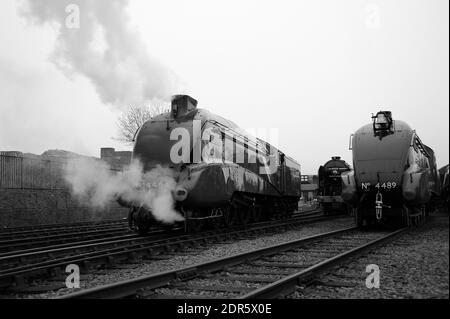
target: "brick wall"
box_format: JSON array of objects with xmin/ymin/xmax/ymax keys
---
[
  {"xmin": 0, "ymin": 188, "xmax": 128, "ymax": 228},
  {"xmin": 100, "ymin": 148, "xmax": 132, "ymax": 170},
  {"xmin": 0, "ymin": 149, "xmax": 132, "ymax": 228}
]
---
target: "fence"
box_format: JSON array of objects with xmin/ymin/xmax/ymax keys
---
[{"xmin": 0, "ymin": 154, "xmax": 67, "ymax": 190}]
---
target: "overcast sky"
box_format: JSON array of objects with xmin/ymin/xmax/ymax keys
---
[{"xmin": 0, "ymin": 0, "xmax": 448, "ymax": 174}]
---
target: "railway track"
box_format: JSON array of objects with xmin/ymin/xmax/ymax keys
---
[
  {"xmin": 0, "ymin": 209, "xmax": 327, "ymax": 292},
  {"xmin": 59, "ymin": 226, "xmax": 406, "ymax": 299},
  {"xmin": 0, "ymin": 219, "xmax": 127, "ymax": 238},
  {"xmin": 0, "ymin": 210, "xmax": 320, "ymax": 252},
  {"xmin": 0, "ymin": 218, "xmax": 131, "ymax": 254},
  {"xmin": 0, "ymin": 226, "xmax": 132, "ymax": 253}
]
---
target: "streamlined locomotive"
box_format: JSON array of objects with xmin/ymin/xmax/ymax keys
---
[
  {"xmin": 122, "ymin": 95, "xmax": 302, "ymax": 233},
  {"xmin": 341, "ymin": 111, "xmax": 440, "ymax": 227},
  {"xmin": 439, "ymin": 164, "xmax": 449, "ymax": 209},
  {"xmin": 317, "ymin": 156, "xmax": 351, "ymax": 215}
]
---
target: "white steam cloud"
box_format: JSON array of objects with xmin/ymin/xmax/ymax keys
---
[
  {"xmin": 64, "ymin": 158, "xmax": 184, "ymax": 224},
  {"xmin": 20, "ymin": 0, "xmax": 178, "ymax": 108}
]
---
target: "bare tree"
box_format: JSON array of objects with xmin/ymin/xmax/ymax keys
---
[{"xmin": 116, "ymin": 104, "xmax": 169, "ymax": 144}]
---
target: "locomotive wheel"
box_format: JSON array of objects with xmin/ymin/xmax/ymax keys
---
[
  {"xmin": 346, "ymin": 205, "xmax": 353, "ymax": 216},
  {"xmin": 405, "ymin": 206, "xmax": 426, "ymax": 227},
  {"xmin": 282, "ymin": 202, "xmax": 291, "ymax": 219},
  {"xmin": 354, "ymin": 208, "xmax": 363, "ymax": 228},
  {"xmin": 163, "ymin": 224, "xmax": 175, "ymax": 232},
  {"xmin": 402, "ymin": 206, "xmax": 411, "ymax": 227},
  {"xmin": 283, "ymin": 210, "xmax": 291, "ymax": 219},
  {"xmin": 420, "ymin": 206, "xmax": 426, "ymax": 225},
  {"xmin": 127, "ymin": 207, "xmax": 136, "ymax": 230},
  {"xmin": 208, "ymin": 208, "xmax": 223, "ymax": 229},
  {"xmin": 187, "ymin": 220, "xmax": 204, "ymax": 233},
  {"xmin": 414, "ymin": 206, "xmax": 426, "ymax": 226},
  {"xmin": 223, "ymin": 206, "xmax": 236, "ymax": 227},
  {"xmin": 135, "ymin": 207, "xmax": 150, "ymax": 235},
  {"xmin": 274, "ymin": 203, "xmax": 283, "ymax": 220},
  {"xmin": 135, "ymin": 223, "xmax": 150, "ymax": 235},
  {"xmin": 251, "ymin": 206, "xmax": 262, "ymax": 223},
  {"xmin": 210, "ymin": 217, "xmax": 222, "ymax": 229},
  {"xmin": 238, "ymin": 210, "xmax": 251, "ymax": 225},
  {"xmin": 279, "ymin": 202, "xmax": 287, "ymax": 219},
  {"xmin": 322, "ymin": 204, "xmax": 331, "ymax": 216},
  {"xmin": 412, "ymin": 215, "xmax": 419, "ymax": 226}
]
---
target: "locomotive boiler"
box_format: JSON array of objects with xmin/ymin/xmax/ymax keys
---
[
  {"xmin": 121, "ymin": 95, "xmax": 302, "ymax": 233},
  {"xmin": 317, "ymin": 156, "xmax": 351, "ymax": 215},
  {"xmin": 341, "ymin": 111, "xmax": 441, "ymax": 227}
]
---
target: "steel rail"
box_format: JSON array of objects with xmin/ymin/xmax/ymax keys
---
[
  {"xmin": 0, "ymin": 219, "xmax": 127, "ymax": 236},
  {"xmin": 0, "ymin": 233, "xmax": 138, "ymax": 259},
  {"xmin": 0, "ymin": 209, "xmax": 317, "ymax": 244},
  {"xmin": 58, "ymin": 227, "xmax": 357, "ymax": 299},
  {"xmin": 0, "ymin": 210, "xmax": 328, "ymax": 289},
  {"xmin": 0, "ymin": 223, "xmax": 128, "ymax": 241},
  {"xmin": 0, "ymin": 226, "xmax": 131, "ymax": 253},
  {"xmin": 239, "ymin": 228, "xmax": 407, "ymax": 298},
  {"xmin": 0, "ymin": 209, "xmax": 322, "ymax": 262},
  {"xmin": 0, "ymin": 213, "xmax": 325, "ymax": 275}
]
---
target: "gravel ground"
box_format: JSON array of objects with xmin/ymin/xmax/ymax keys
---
[
  {"xmin": 19, "ymin": 216, "xmax": 354, "ymax": 298},
  {"xmin": 288, "ymin": 213, "xmax": 449, "ymax": 299}
]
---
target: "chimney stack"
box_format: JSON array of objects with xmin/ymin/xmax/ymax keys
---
[{"xmin": 171, "ymin": 95, "xmax": 198, "ymax": 118}]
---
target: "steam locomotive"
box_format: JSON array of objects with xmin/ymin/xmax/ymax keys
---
[
  {"xmin": 121, "ymin": 95, "xmax": 302, "ymax": 233},
  {"xmin": 341, "ymin": 111, "xmax": 441, "ymax": 227},
  {"xmin": 439, "ymin": 164, "xmax": 449, "ymax": 208},
  {"xmin": 317, "ymin": 156, "xmax": 351, "ymax": 215}
]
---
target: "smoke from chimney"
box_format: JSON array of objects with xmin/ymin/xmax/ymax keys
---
[{"xmin": 20, "ymin": 0, "xmax": 178, "ymax": 109}]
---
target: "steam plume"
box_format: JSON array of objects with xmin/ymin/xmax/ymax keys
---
[
  {"xmin": 64, "ymin": 158, "xmax": 184, "ymax": 224},
  {"xmin": 20, "ymin": 0, "xmax": 177, "ymax": 108}
]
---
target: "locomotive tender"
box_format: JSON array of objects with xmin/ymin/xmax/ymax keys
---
[
  {"xmin": 123, "ymin": 95, "xmax": 302, "ymax": 233},
  {"xmin": 317, "ymin": 156, "xmax": 351, "ymax": 215},
  {"xmin": 341, "ymin": 111, "xmax": 440, "ymax": 227}
]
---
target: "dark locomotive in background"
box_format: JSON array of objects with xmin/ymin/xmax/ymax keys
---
[
  {"xmin": 317, "ymin": 156, "xmax": 351, "ymax": 215},
  {"xmin": 439, "ymin": 164, "xmax": 449, "ymax": 207},
  {"xmin": 121, "ymin": 95, "xmax": 301, "ymax": 233}
]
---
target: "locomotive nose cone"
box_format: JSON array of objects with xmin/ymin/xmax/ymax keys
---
[{"xmin": 173, "ymin": 187, "xmax": 188, "ymax": 201}]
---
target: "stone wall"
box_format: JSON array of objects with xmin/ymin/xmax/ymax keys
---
[{"xmin": 0, "ymin": 188, "xmax": 128, "ymax": 228}]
